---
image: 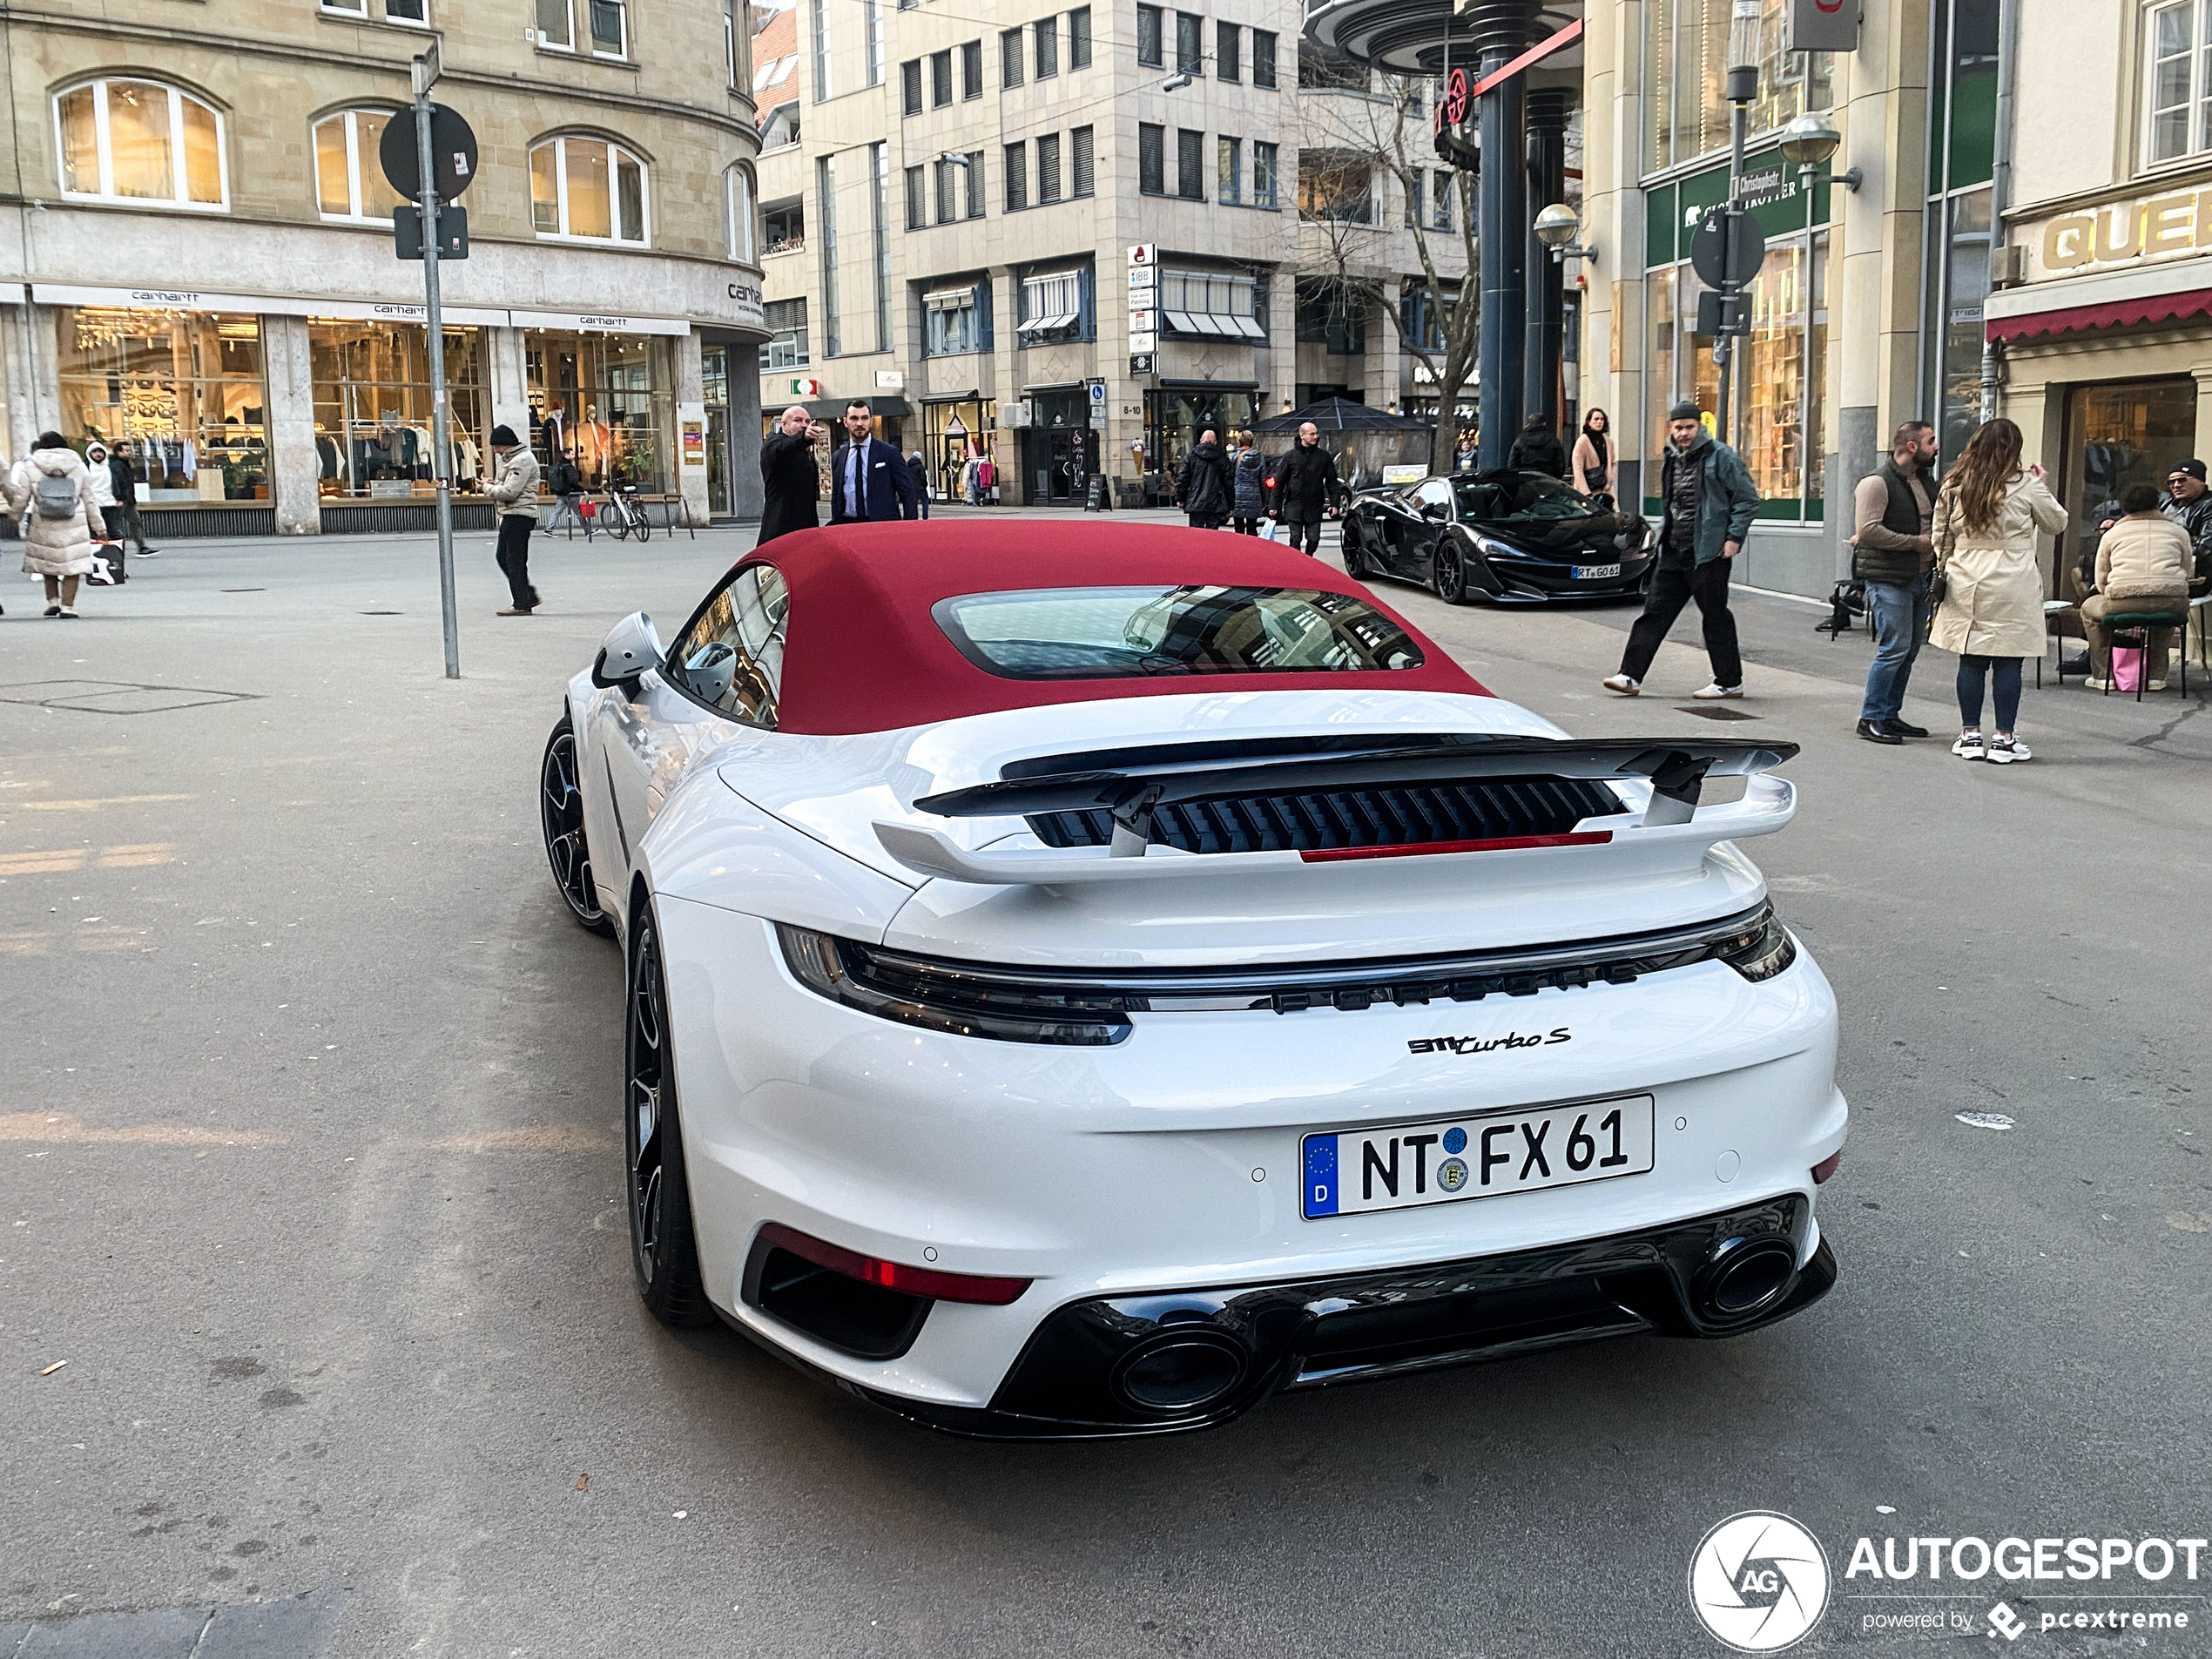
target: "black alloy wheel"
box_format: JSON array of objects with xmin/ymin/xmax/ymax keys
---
[
  {"xmin": 624, "ymin": 906, "xmax": 711, "ymax": 1325},
  {"xmin": 540, "ymin": 714, "xmax": 614, "ymax": 937},
  {"xmin": 1433, "ymin": 534, "xmax": 1473, "ymax": 605},
  {"xmin": 1341, "ymin": 517, "xmax": 1376, "ymax": 579}
]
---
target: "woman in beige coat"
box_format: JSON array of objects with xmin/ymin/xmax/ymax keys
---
[
  {"xmin": 11, "ymin": 431, "xmax": 105, "ymax": 618},
  {"xmin": 1930, "ymin": 417, "xmax": 2067, "ymax": 764},
  {"xmin": 2082, "ymin": 483, "xmax": 2192, "ymax": 689}
]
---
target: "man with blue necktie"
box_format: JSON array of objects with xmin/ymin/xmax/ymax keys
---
[{"xmin": 827, "ymin": 400, "xmax": 921, "ymax": 524}]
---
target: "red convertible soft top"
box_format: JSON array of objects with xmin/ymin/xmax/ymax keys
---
[{"xmin": 738, "ymin": 520, "xmax": 1487, "ymax": 735}]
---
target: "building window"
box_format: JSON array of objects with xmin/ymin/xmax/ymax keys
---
[
  {"xmin": 1159, "ymin": 267, "xmax": 1264, "ymax": 339},
  {"xmin": 1175, "ymin": 10, "xmax": 1202, "ymax": 73},
  {"xmin": 962, "ymin": 38, "xmax": 984, "ymax": 98},
  {"xmin": 1295, "ymin": 278, "xmax": 1365, "ymax": 353},
  {"xmin": 965, "ymin": 150, "xmax": 986, "ymax": 217},
  {"xmin": 1217, "ymin": 21, "xmax": 1240, "ymax": 81},
  {"xmin": 817, "ymin": 154, "xmax": 840, "ymax": 355},
  {"xmin": 763, "ymin": 195, "xmax": 804, "ymax": 253},
  {"xmin": 1138, "ymin": 122, "xmax": 1164, "ymax": 194},
  {"xmin": 1002, "ymin": 27, "xmax": 1025, "ymax": 87},
  {"xmin": 1035, "ymin": 17, "xmax": 1059, "ymax": 78},
  {"xmin": 525, "ymin": 330, "xmax": 671, "ymax": 489},
  {"xmin": 58, "ymin": 307, "xmax": 266, "ymax": 498},
  {"xmin": 869, "ymin": 143, "xmax": 890, "ymax": 351},
  {"xmin": 535, "ymin": 0, "xmax": 572, "ymax": 48},
  {"xmin": 1252, "ymin": 139, "xmax": 1278, "ymax": 208},
  {"xmin": 901, "ymin": 59, "xmax": 922, "ymax": 116},
  {"xmin": 54, "ymin": 80, "xmax": 226, "ymax": 210},
  {"xmin": 727, "ymin": 163, "xmax": 757, "ymax": 262},
  {"xmin": 905, "ymin": 164, "xmax": 925, "ymax": 229},
  {"xmin": 810, "ymin": 0, "xmax": 830, "ymax": 98},
  {"xmin": 2148, "ymin": 0, "xmax": 2203, "ymax": 162},
  {"xmin": 312, "ymin": 109, "xmax": 404, "ymax": 222},
  {"xmin": 1297, "ymin": 152, "xmax": 1370, "ymax": 223},
  {"xmin": 1018, "ymin": 267, "xmax": 1086, "ymax": 341},
  {"xmin": 1251, "ymin": 29, "xmax": 1277, "ymax": 87},
  {"xmin": 1643, "ymin": 0, "xmax": 1834, "ymax": 173},
  {"xmin": 1176, "ymin": 127, "xmax": 1203, "ymax": 199},
  {"xmin": 863, "ymin": 0, "xmax": 883, "ymax": 85},
  {"xmin": 1399, "ymin": 287, "xmax": 1447, "ymax": 350},
  {"xmin": 761, "ymin": 101, "xmax": 799, "ymax": 147},
  {"xmin": 1217, "ymin": 136, "xmax": 1240, "ymax": 205},
  {"xmin": 1922, "ymin": 0, "xmax": 2000, "ymax": 459},
  {"xmin": 931, "ymin": 49, "xmax": 953, "ymax": 107},
  {"xmin": 765, "ymin": 299, "xmax": 808, "ymax": 368},
  {"xmin": 529, "ymin": 136, "xmax": 647, "ymax": 242},
  {"xmin": 1004, "ymin": 140, "xmax": 1028, "ymax": 210},
  {"xmin": 533, "ymin": 0, "xmax": 624, "ymax": 53},
  {"xmin": 1072, "ymin": 125, "xmax": 1095, "ymax": 196},
  {"xmin": 1298, "ymin": 44, "xmax": 1367, "ymax": 91},
  {"xmin": 1038, "ymin": 132, "xmax": 1062, "ymax": 202},
  {"xmin": 1432, "ymin": 169, "xmax": 1452, "ymax": 231},
  {"xmin": 725, "ymin": 0, "xmax": 740, "ymax": 87},
  {"xmin": 1136, "ymin": 4, "xmax": 1163, "ymax": 67},
  {"xmin": 306, "ymin": 320, "xmax": 489, "ymax": 499},
  {"xmin": 924, "ymin": 286, "xmax": 982, "ymax": 356},
  {"xmin": 936, "ymin": 155, "xmax": 961, "ymax": 222},
  {"xmin": 1069, "ymin": 7, "xmax": 1092, "ymax": 68}
]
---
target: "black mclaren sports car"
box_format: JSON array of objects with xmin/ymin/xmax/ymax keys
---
[{"xmin": 1340, "ymin": 470, "xmax": 1656, "ymax": 604}]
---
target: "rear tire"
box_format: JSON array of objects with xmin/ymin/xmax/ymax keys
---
[
  {"xmin": 540, "ymin": 714, "xmax": 615, "ymax": 937},
  {"xmin": 625, "ymin": 903, "xmax": 711, "ymax": 1326},
  {"xmin": 631, "ymin": 504, "xmax": 652, "ymax": 543},
  {"xmin": 1434, "ymin": 536, "xmax": 1472, "ymax": 604}
]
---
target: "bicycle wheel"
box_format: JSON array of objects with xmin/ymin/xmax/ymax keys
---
[
  {"xmin": 632, "ymin": 502, "xmax": 652, "ymax": 543},
  {"xmin": 606, "ymin": 498, "xmax": 631, "ymax": 542}
]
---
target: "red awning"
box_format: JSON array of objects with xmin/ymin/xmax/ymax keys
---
[{"xmin": 1987, "ymin": 287, "xmax": 2212, "ymax": 342}]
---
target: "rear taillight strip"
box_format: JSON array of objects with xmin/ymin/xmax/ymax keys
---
[{"xmin": 1301, "ymin": 831, "xmax": 1613, "ymax": 863}]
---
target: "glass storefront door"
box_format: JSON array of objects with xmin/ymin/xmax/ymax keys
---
[
  {"xmin": 1021, "ymin": 390, "xmax": 1096, "ymax": 502},
  {"xmin": 2061, "ymin": 378, "xmax": 2195, "ymax": 594},
  {"xmin": 701, "ymin": 346, "xmax": 731, "ymax": 516},
  {"xmin": 1143, "ymin": 388, "xmax": 1258, "ymax": 503}
]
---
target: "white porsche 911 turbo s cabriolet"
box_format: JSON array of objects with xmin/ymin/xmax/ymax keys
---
[{"xmin": 539, "ymin": 521, "xmax": 1845, "ymax": 1439}]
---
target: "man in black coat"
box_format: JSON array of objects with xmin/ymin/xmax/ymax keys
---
[
  {"xmin": 1507, "ymin": 412, "xmax": 1569, "ymax": 479},
  {"xmin": 827, "ymin": 400, "xmax": 922, "ymax": 524},
  {"xmin": 1176, "ymin": 428, "xmax": 1232, "ymax": 529},
  {"xmin": 758, "ymin": 405, "xmax": 826, "ymax": 545},
  {"xmin": 1269, "ymin": 421, "xmax": 1342, "ymax": 556}
]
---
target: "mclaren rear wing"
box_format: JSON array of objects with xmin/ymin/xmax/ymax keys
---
[{"xmin": 872, "ymin": 735, "xmax": 1798, "ymax": 887}]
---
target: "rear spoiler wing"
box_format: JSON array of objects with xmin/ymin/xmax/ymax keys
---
[{"xmin": 873, "ymin": 736, "xmax": 1797, "ymax": 886}]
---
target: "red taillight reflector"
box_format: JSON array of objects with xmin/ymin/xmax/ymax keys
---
[
  {"xmin": 1811, "ymin": 1150, "xmax": 1841, "ymax": 1185},
  {"xmin": 758, "ymin": 1222, "xmax": 1031, "ymax": 1306},
  {"xmin": 1299, "ymin": 831, "xmax": 1613, "ymax": 864}
]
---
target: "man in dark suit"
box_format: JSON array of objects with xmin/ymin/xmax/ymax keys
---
[
  {"xmin": 758, "ymin": 404, "xmax": 827, "ymax": 545},
  {"xmin": 827, "ymin": 400, "xmax": 921, "ymax": 524}
]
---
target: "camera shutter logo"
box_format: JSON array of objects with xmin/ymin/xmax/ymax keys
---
[{"xmin": 1688, "ymin": 1512, "xmax": 1831, "ymax": 1652}]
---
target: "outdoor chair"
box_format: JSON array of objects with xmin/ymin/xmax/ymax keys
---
[{"xmin": 2099, "ymin": 609, "xmax": 2190, "ymax": 700}]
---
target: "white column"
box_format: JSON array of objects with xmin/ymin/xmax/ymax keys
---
[
  {"xmin": 261, "ymin": 314, "xmax": 320, "ymax": 536},
  {"xmin": 489, "ymin": 327, "xmax": 529, "ymax": 446},
  {"xmin": 4, "ymin": 303, "xmax": 61, "ymax": 453},
  {"xmin": 674, "ymin": 329, "xmax": 709, "ymax": 527}
]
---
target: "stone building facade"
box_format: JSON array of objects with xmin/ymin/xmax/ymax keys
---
[{"xmin": 0, "ymin": 0, "xmax": 768, "ymax": 533}]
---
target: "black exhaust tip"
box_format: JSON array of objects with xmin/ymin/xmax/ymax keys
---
[
  {"xmin": 1700, "ymin": 1236, "xmax": 1798, "ymax": 1319},
  {"xmin": 1110, "ymin": 1332, "xmax": 1250, "ymax": 1413}
]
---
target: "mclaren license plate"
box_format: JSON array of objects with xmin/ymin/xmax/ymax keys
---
[
  {"xmin": 1301, "ymin": 1096, "xmax": 1655, "ymax": 1218},
  {"xmin": 1573, "ymin": 563, "xmax": 1623, "ymax": 581}
]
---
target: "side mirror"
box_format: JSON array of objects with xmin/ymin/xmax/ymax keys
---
[{"xmin": 591, "ymin": 610, "xmax": 664, "ymax": 691}]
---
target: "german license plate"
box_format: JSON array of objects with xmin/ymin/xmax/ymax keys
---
[
  {"xmin": 1573, "ymin": 563, "xmax": 1622, "ymax": 581},
  {"xmin": 1302, "ymin": 1096, "xmax": 1655, "ymax": 1218}
]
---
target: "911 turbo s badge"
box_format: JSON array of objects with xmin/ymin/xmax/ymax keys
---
[{"xmin": 1406, "ymin": 1028, "xmax": 1571, "ymax": 1055}]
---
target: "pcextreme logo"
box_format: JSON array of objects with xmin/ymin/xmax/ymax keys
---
[{"xmin": 1689, "ymin": 1513, "xmax": 1831, "ymax": 1653}]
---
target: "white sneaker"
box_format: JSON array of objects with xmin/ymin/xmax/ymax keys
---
[
  {"xmin": 1985, "ymin": 735, "xmax": 2031, "ymax": 764},
  {"xmin": 2148, "ymin": 678, "xmax": 2169, "ymax": 692},
  {"xmin": 1691, "ymin": 682, "xmax": 1745, "ymax": 699},
  {"xmin": 1952, "ymin": 732, "xmax": 1986, "ymax": 759},
  {"xmin": 1601, "ymin": 674, "xmax": 1641, "ymax": 696},
  {"xmin": 2083, "ymin": 677, "xmax": 2111, "ymax": 691}
]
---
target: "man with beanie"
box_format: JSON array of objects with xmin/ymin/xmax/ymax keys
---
[
  {"xmin": 486, "ymin": 424, "xmax": 543, "ymax": 616},
  {"xmin": 1602, "ymin": 400, "xmax": 1758, "ymax": 699}
]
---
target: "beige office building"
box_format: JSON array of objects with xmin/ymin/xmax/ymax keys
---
[{"xmin": 0, "ymin": 0, "xmax": 768, "ymax": 534}]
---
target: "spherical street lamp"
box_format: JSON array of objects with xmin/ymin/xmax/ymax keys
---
[
  {"xmin": 1533, "ymin": 202, "xmax": 1595, "ymax": 264},
  {"xmin": 1778, "ymin": 112, "xmax": 1862, "ymax": 192}
]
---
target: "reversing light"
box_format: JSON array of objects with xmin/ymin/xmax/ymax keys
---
[
  {"xmin": 759, "ymin": 1222, "xmax": 1031, "ymax": 1306},
  {"xmin": 1717, "ymin": 906, "xmax": 1797, "ymax": 982}
]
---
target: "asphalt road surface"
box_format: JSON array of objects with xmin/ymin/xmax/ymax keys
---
[{"xmin": 3, "ymin": 521, "xmax": 2207, "ymax": 1658}]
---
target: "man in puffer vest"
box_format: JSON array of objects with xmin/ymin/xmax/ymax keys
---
[{"xmin": 1850, "ymin": 421, "xmax": 1939, "ymax": 744}]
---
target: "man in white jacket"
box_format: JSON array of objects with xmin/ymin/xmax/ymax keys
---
[{"xmin": 486, "ymin": 424, "xmax": 543, "ymax": 616}]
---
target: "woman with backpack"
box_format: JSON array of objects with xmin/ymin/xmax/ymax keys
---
[
  {"xmin": 12, "ymin": 432, "xmax": 105, "ymax": 618},
  {"xmin": 1929, "ymin": 417, "xmax": 2067, "ymax": 764}
]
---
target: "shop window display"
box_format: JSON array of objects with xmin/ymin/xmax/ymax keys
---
[
  {"xmin": 526, "ymin": 331, "xmax": 672, "ymax": 491},
  {"xmin": 57, "ymin": 307, "xmax": 266, "ymax": 500},
  {"xmin": 309, "ymin": 322, "xmax": 489, "ymax": 498}
]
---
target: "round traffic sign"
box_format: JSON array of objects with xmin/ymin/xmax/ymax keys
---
[
  {"xmin": 379, "ymin": 104, "xmax": 480, "ymax": 202},
  {"xmin": 1689, "ymin": 206, "xmax": 1765, "ymax": 290}
]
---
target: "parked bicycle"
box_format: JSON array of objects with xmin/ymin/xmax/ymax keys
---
[{"xmin": 601, "ymin": 482, "xmax": 653, "ymax": 543}]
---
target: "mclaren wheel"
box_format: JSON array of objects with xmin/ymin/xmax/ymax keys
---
[
  {"xmin": 1341, "ymin": 517, "xmax": 1377, "ymax": 579},
  {"xmin": 624, "ymin": 903, "xmax": 711, "ymax": 1326},
  {"xmin": 1433, "ymin": 535, "xmax": 1474, "ymax": 605},
  {"xmin": 540, "ymin": 713, "xmax": 614, "ymax": 937}
]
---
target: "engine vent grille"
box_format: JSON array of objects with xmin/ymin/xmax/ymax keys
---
[{"xmin": 1027, "ymin": 776, "xmax": 1624, "ymax": 855}]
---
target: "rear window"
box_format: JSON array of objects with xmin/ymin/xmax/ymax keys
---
[{"xmin": 934, "ymin": 585, "xmax": 1426, "ymax": 681}]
